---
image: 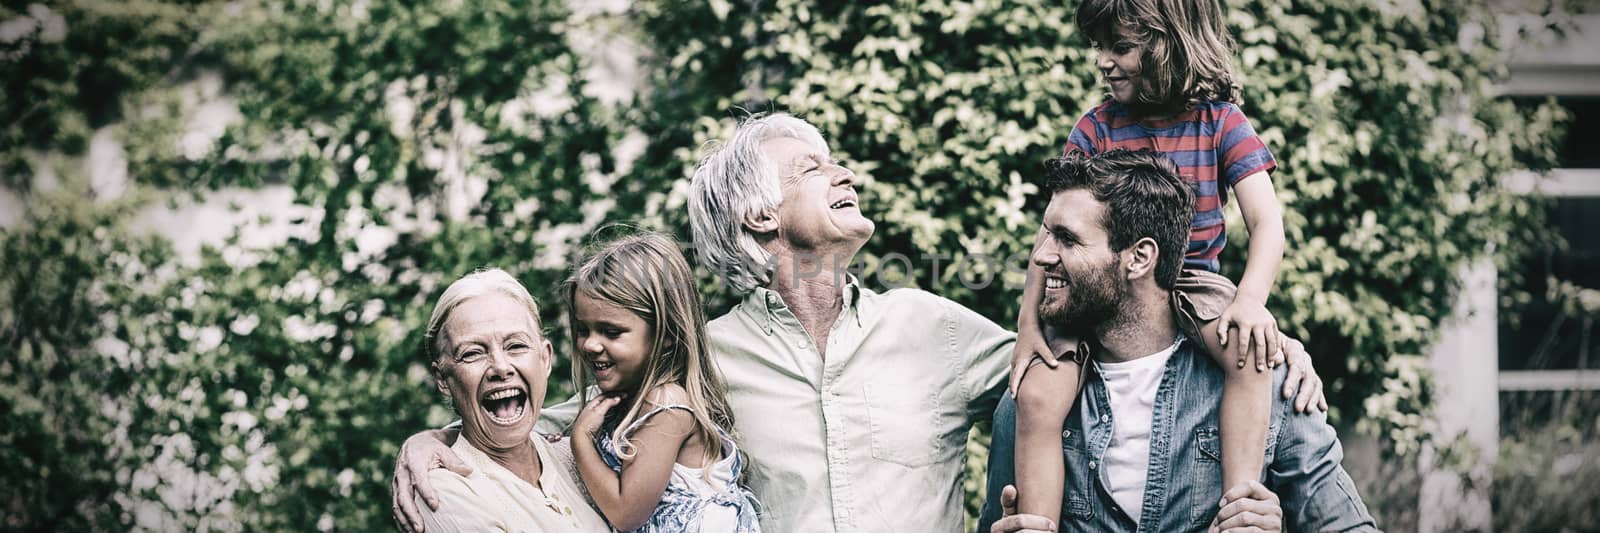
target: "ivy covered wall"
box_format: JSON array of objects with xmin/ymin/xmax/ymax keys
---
[{"xmin": 0, "ymin": 0, "xmax": 1566, "ymax": 529}]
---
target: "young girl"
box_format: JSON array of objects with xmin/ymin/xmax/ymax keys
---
[
  {"xmin": 568, "ymin": 232, "xmax": 761, "ymax": 533},
  {"xmin": 1011, "ymin": 0, "xmax": 1302, "ymax": 524}
]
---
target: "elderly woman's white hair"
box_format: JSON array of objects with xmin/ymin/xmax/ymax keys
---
[
  {"xmin": 687, "ymin": 113, "xmax": 829, "ymax": 294},
  {"xmin": 422, "ymin": 268, "xmax": 543, "ymax": 363}
]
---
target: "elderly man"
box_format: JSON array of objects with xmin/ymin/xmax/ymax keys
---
[
  {"xmin": 675, "ymin": 113, "xmax": 1024, "ymax": 531},
  {"xmin": 393, "ymin": 113, "xmax": 1016, "ymax": 533},
  {"xmin": 980, "ymin": 150, "xmax": 1377, "ymax": 533}
]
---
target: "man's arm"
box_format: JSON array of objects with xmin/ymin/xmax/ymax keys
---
[
  {"xmin": 393, "ymin": 428, "xmax": 466, "ymax": 533},
  {"xmin": 1209, "ymin": 481, "xmax": 1284, "ymax": 533},
  {"xmin": 537, "ymin": 390, "xmax": 583, "ymax": 434},
  {"xmin": 947, "ymin": 296, "xmax": 1018, "ymax": 423},
  {"xmin": 977, "ymin": 391, "xmax": 1019, "ymax": 533},
  {"xmin": 1266, "ymin": 393, "xmax": 1379, "ymax": 532},
  {"xmin": 990, "ymin": 484, "xmax": 1058, "ymax": 533},
  {"xmin": 392, "ymin": 394, "xmax": 581, "ymax": 533}
]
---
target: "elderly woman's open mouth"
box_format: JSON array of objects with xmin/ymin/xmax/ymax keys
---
[{"xmin": 480, "ymin": 385, "xmax": 529, "ymax": 425}]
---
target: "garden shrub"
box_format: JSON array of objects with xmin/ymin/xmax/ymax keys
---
[{"xmin": 0, "ymin": 0, "xmax": 1567, "ymax": 529}]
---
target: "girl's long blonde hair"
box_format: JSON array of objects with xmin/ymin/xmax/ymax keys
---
[
  {"xmin": 1077, "ymin": 0, "xmax": 1242, "ymax": 110},
  {"xmin": 567, "ymin": 231, "xmax": 737, "ymax": 471}
]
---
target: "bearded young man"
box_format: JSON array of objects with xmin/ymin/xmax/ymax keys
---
[{"xmin": 981, "ymin": 150, "xmax": 1377, "ymax": 533}]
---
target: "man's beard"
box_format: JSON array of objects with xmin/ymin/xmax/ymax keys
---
[{"xmin": 1038, "ymin": 257, "xmax": 1126, "ymax": 338}]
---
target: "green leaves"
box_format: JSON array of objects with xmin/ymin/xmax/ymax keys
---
[
  {"xmin": 0, "ymin": 0, "xmax": 1567, "ymax": 529},
  {"xmin": 4, "ymin": 0, "xmax": 628, "ymax": 529},
  {"xmin": 625, "ymin": 0, "xmax": 1564, "ymax": 524},
  {"xmin": 1, "ymin": 1, "xmax": 211, "ymax": 190}
]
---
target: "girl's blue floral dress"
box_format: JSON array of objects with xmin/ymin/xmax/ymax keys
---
[{"xmin": 595, "ymin": 403, "xmax": 762, "ymax": 533}]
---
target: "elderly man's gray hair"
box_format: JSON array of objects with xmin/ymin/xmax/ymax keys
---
[{"xmin": 687, "ymin": 113, "xmax": 828, "ymax": 294}]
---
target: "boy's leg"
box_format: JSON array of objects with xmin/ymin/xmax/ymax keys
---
[
  {"xmin": 1174, "ymin": 269, "xmax": 1271, "ymax": 491},
  {"xmin": 1014, "ymin": 356, "xmax": 1083, "ymax": 522}
]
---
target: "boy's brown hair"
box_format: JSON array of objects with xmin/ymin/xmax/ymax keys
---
[{"xmin": 1077, "ymin": 0, "xmax": 1242, "ymax": 108}]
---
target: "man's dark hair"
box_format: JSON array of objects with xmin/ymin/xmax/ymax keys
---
[{"xmin": 1044, "ymin": 149, "xmax": 1195, "ymax": 290}]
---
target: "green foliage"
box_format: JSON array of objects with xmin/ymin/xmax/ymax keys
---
[
  {"xmin": 5, "ymin": 0, "xmax": 625, "ymax": 529},
  {"xmin": 1, "ymin": 1, "xmax": 211, "ymax": 189},
  {"xmin": 1494, "ymin": 415, "xmax": 1600, "ymax": 531},
  {"xmin": 0, "ymin": 184, "xmax": 173, "ymax": 530},
  {"xmin": 125, "ymin": 0, "xmax": 627, "ymax": 528},
  {"xmin": 1222, "ymin": 0, "xmax": 1564, "ymax": 428},
  {"xmin": 0, "ymin": 0, "xmax": 1567, "ymax": 529},
  {"xmin": 632, "ymin": 0, "xmax": 1566, "ymax": 421},
  {"xmin": 623, "ymin": 0, "xmax": 1565, "ymax": 522}
]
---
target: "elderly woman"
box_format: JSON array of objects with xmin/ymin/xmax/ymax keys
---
[{"xmin": 415, "ymin": 268, "xmax": 610, "ymax": 532}]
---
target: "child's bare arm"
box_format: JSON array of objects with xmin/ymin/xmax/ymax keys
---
[
  {"xmin": 1197, "ymin": 317, "xmax": 1325, "ymax": 413},
  {"xmin": 1225, "ymin": 174, "xmax": 1326, "ymax": 413},
  {"xmin": 1194, "ymin": 288, "xmax": 1273, "ymax": 501},
  {"xmin": 1011, "ymin": 228, "xmax": 1055, "ymax": 395},
  {"xmin": 571, "ymin": 393, "xmax": 692, "ymax": 531},
  {"xmin": 1014, "ymin": 360, "xmax": 1083, "ymax": 522},
  {"xmin": 1219, "ymin": 172, "xmax": 1285, "ymax": 369}
]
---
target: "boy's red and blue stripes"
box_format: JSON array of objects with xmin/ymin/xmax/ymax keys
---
[{"xmin": 1065, "ymin": 99, "xmax": 1277, "ymax": 273}]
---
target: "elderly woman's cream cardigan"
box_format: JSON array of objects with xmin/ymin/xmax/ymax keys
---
[{"xmin": 417, "ymin": 431, "xmax": 610, "ymax": 532}]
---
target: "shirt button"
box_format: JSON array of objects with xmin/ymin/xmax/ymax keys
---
[
  {"xmin": 1100, "ymin": 414, "xmax": 1110, "ymax": 423},
  {"xmin": 1089, "ymin": 461, "xmax": 1098, "ymax": 469},
  {"xmin": 1061, "ymin": 430, "xmax": 1071, "ymax": 438}
]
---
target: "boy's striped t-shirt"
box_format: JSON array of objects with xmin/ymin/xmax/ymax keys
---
[{"xmin": 1064, "ymin": 99, "xmax": 1277, "ymax": 273}]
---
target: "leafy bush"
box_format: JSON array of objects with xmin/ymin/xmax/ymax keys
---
[
  {"xmin": 626, "ymin": 0, "xmax": 1565, "ymax": 520},
  {"xmin": 5, "ymin": 0, "xmax": 622, "ymax": 529},
  {"xmin": 0, "ymin": 0, "xmax": 1567, "ymax": 529},
  {"xmin": 1494, "ymin": 413, "xmax": 1600, "ymax": 531}
]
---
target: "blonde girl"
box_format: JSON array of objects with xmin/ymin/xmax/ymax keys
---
[{"xmin": 568, "ymin": 232, "xmax": 760, "ymax": 533}]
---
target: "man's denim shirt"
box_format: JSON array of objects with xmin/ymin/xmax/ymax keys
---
[{"xmin": 978, "ymin": 337, "xmax": 1378, "ymax": 532}]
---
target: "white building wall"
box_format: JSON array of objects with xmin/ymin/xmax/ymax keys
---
[{"xmin": 1420, "ymin": 259, "xmax": 1499, "ymax": 532}]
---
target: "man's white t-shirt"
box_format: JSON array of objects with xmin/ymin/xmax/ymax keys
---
[{"xmin": 1092, "ymin": 334, "xmax": 1183, "ymax": 524}]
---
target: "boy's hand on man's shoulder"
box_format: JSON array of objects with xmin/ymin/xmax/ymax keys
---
[{"xmin": 1217, "ymin": 298, "xmax": 1279, "ymax": 373}]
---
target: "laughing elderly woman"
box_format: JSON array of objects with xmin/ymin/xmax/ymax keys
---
[{"xmin": 415, "ymin": 269, "xmax": 609, "ymax": 532}]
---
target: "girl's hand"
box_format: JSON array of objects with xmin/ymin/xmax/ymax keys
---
[
  {"xmin": 1217, "ymin": 299, "xmax": 1279, "ymax": 373},
  {"xmin": 575, "ymin": 394, "xmax": 623, "ymax": 438}
]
